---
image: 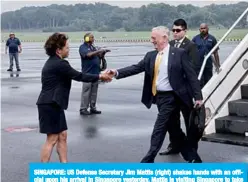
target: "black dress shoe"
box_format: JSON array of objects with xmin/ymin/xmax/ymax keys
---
[
  {"xmin": 140, "ymin": 160, "xmax": 154, "ymax": 163},
  {"xmin": 90, "ymin": 109, "xmax": 101, "ymax": 114},
  {"xmin": 188, "ymin": 159, "xmax": 202, "ymax": 163},
  {"xmin": 159, "ymin": 147, "xmax": 180, "ymax": 155},
  {"xmin": 80, "ymin": 110, "xmax": 91, "ymax": 115},
  {"xmin": 7, "ymin": 69, "xmax": 12, "ymax": 71}
]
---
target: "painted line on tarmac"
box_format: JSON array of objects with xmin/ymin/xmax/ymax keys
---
[{"xmin": 4, "ymin": 126, "xmax": 38, "ymax": 133}]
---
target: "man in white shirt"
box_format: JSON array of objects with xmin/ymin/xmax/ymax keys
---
[
  {"xmin": 107, "ymin": 26, "xmax": 203, "ymax": 163},
  {"xmin": 160, "ymin": 19, "xmax": 201, "ymax": 156}
]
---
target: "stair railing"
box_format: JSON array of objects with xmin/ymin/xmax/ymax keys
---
[{"xmin": 198, "ymin": 7, "xmax": 248, "ymax": 81}]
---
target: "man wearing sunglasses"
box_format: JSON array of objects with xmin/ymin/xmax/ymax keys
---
[
  {"xmin": 159, "ymin": 19, "xmax": 201, "ymax": 157},
  {"xmin": 192, "ymin": 23, "xmax": 220, "ymax": 87},
  {"xmin": 169, "ymin": 19, "xmax": 199, "ymax": 72}
]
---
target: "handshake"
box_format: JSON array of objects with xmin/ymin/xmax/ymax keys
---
[{"xmin": 98, "ymin": 69, "xmax": 117, "ymax": 82}]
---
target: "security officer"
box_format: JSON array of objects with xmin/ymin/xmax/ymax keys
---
[
  {"xmin": 192, "ymin": 23, "xmax": 220, "ymax": 87},
  {"xmin": 169, "ymin": 19, "xmax": 199, "ymax": 71},
  {"xmin": 79, "ymin": 33, "xmax": 110, "ymax": 115}
]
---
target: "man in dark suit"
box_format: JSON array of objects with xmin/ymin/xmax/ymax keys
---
[
  {"xmin": 107, "ymin": 26, "xmax": 203, "ymax": 163},
  {"xmin": 159, "ymin": 19, "xmax": 201, "ymax": 156},
  {"xmin": 169, "ymin": 19, "xmax": 199, "ymax": 71}
]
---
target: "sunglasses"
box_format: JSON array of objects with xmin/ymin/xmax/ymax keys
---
[{"xmin": 172, "ymin": 29, "xmax": 184, "ymax": 33}]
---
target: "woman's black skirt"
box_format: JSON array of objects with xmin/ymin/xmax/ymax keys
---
[{"xmin": 37, "ymin": 103, "xmax": 67, "ymax": 134}]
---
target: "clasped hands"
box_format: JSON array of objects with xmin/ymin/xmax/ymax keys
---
[{"xmin": 99, "ymin": 69, "xmax": 117, "ymax": 82}]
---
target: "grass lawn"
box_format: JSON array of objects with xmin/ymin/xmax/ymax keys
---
[{"xmin": 1, "ymin": 29, "xmax": 247, "ymax": 42}]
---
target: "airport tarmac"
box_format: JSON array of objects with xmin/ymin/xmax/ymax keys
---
[{"xmin": 1, "ymin": 41, "xmax": 248, "ymax": 182}]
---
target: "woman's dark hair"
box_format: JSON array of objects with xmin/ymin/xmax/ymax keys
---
[{"xmin": 44, "ymin": 33, "xmax": 68, "ymax": 56}]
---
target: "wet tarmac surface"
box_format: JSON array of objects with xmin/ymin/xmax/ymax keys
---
[{"xmin": 1, "ymin": 42, "xmax": 248, "ymax": 182}]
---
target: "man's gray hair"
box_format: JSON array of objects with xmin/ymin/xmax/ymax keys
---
[{"xmin": 152, "ymin": 26, "xmax": 170, "ymax": 38}]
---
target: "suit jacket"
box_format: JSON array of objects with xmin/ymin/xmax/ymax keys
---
[
  {"xmin": 170, "ymin": 37, "xmax": 199, "ymax": 71},
  {"xmin": 116, "ymin": 46, "xmax": 202, "ymax": 109},
  {"xmin": 36, "ymin": 55, "xmax": 99, "ymax": 110}
]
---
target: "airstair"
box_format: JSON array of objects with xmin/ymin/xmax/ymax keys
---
[{"xmin": 200, "ymin": 8, "xmax": 248, "ymax": 146}]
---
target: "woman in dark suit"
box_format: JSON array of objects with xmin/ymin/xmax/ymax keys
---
[{"xmin": 36, "ymin": 33, "xmax": 111, "ymax": 162}]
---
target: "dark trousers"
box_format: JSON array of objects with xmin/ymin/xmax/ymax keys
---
[
  {"xmin": 141, "ymin": 91, "xmax": 201, "ymax": 163},
  {"xmin": 197, "ymin": 67, "xmax": 213, "ymax": 88},
  {"xmin": 167, "ymin": 103, "xmax": 200, "ymax": 152},
  {"xmin": 167, "ymin": 69, "xmax": 209, "ymax": 153}
]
